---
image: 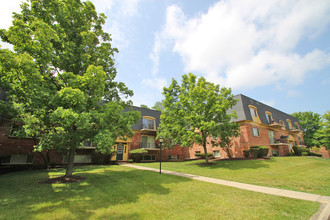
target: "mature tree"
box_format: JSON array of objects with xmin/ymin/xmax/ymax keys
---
[
  {"xmin": 0, "ymin": 0, "xmax": 140, "ymax": 176},
  {"xmin": 152, "ymin": 101, "xmax": 164, "ymax": 112},
  {"xmin": 158, "ymin": 73, "xmax": 240, "ymax": 163},
  {"xmin": 291, "ymin": 112, "xmax": 321, "ymax": 147},
  {"xmin": 314, "ymin": 111, "xmax": 330, "ymax": 149},
  {"xmin": 140, "ymin": 104, "xmax": 149, "ymax": 108}
]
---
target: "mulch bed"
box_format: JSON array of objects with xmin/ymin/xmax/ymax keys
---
[{"xmin": 39, "ymin": 175, "xmax": 86, "ymax": 184}]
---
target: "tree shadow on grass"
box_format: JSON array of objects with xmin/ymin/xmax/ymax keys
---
[
  {"xmin": 192, "ymin": 157, "xmax": 277, "ymax": 170},
  {"xmin": 0, "ymin": 165, "xmax": 191, "ymax": 219}
]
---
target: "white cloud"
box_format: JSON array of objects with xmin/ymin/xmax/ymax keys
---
[
  {"xmin": 151, "ymin": 0, "xmax": 330, "ymax": 89},
  {"xmin": 0, "ymin": 0, "xmax": 22, "ymax": 49},
  {"xmin": 142, "ymin": 77, "xmax": 167, "ymax": 93},
  {"xmin": 92, "ymin": 0, "xmax": 140, "ymax": 49}
]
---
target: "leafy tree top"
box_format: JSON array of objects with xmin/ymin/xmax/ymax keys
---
[
  {"xmin": 0, "ymin": 0, "xmax": 140, "ymax": 176},
  {"xmin": 158, "ymin": 73, "xmax": 240, "ymax": 162}
]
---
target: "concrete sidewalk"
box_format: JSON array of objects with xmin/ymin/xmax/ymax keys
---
[{"xmin": 122, "ymin": 164, "xmax": 330, "ymax": 220}]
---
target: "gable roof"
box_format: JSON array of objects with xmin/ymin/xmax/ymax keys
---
[{"xmin": 230, "ymin": 94, "xmax": 301, "ymax": 129}]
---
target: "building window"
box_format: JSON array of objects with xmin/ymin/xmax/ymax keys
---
[
  {"xmin": 177, "ymin": 155, "xmax": 180, "ymax": 160},
  {"xmin": 295, "ymin": 122, "xmax": 300, "ymax": 130},
  {"xmin": 268, "ymin": 131, "xmax": 275, "ymax": 144},
  {"xmin": 298, "ymin": 136, "xmax": 302, "ymax": 145},
  {"xmin": 195, "ymin": 151, "xmax": 201, "ymax": 154},
  {"xmin": 265, "ymin": 111, "xmax": 273, "ymax": 123},
  {"xmin": 279, "ymin": 120, "xmax": 285, "ymax": 126},
  {"xmin": 5, "ymin": 154, "xmax": 34, "ymax": 164},
  {"xmin": 249, "ymin": 106, "xmax": 258, "ymax": 117},
  {"xmin": 143, "ymin": 155, "xmax": 156, "ymax": 161},
  {"xmin": 286, "ymin": 119, "xmax": 293, "ymax": 129},
  {"xmin": 213, "ymin": 150, "xmax": 220, "ymax": 157},
  {"xmin": 141, "ymin": 136, "xmax": 155, "ymax": 148},
  {"xmin": 142, "ymin": 116, "xmax": 156, "ymax": 130},
  {"xmin": 252, "ymin": 127, "xmax": 260, "ymax": 137}
]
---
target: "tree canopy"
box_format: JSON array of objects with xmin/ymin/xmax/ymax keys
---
[
  {"xmin": 0, "ymin": 0, "xmax": 140, "ymax": 176},
  {"xmin": 151, "ymin": 101, "xmax": 164, "ymax": 112},
  {"xmin": 291, "ymin": 112, "xmax": 321, "ymax": 147},
  {"xmin": 158, "ymin": 73, "xmax": 240, "ymax": 163},
  {"xmin": 314, "ymin": 111, "xmax": 330, "ymax": 149}
]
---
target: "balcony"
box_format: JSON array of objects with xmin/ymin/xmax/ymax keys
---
[
  {"xmin": 268, "ymin": 121, "xmax": 285, "ymax": 129},
  {"xmin": 289, "ymin": 127, "xmax": 302, "ymax": 134},
  {"xmin": 270, "ymin": 137, "xmax": 290, "ymax": 146}
]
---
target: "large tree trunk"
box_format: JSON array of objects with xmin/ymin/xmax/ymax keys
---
[
  {"xmin": 203, "ymin": 138, "xmax": 209, "ymax": 164},
  {"xmin": 65, "ymin": 145, "xmax": 76, "ymax": 177},
  {"xmin": 225, "ymin": 144, "xmax": 232, "ymax": 159},
  {"xmin": 38, "ymin": 151, "xmax": 49, "ymax": 169}
]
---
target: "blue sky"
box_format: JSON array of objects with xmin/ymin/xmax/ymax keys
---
[{"xmin": 1, "ymin": 0, "xmax": 330, "ymax": 115}]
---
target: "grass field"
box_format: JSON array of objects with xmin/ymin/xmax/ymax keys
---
[
  {"xmin": 0, "ymin": 165, "xmax": 319, "ymax": 219},
  {"xmin": 137, "ymin": 156, "xmax": 330, "ymax": 195}
]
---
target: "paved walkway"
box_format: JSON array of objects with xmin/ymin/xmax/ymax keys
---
[{"xmin": 122, "ymin": 164, "xmax": 330, "ymax": 220}]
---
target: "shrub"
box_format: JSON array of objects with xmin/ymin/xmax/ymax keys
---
[
  {"xmin": 243, "ymin": 150, "xmax": 250, "ymax": 158},
  {"xmin": 293, "ymin": 146, "xmax": 310, "ymax": 156},
  {"xmin": 302, "ymin": 152, "xmax": 308, "ymax": 156},
  {"xmin": 258, "ymin": 146, "xmax": 269, "ymax": 158},
  {"xmin": 309, "ymin": 152, "xmax": 322, "ymax": 157},
  {"xmin": 250, "ymin": 146, "xmax": 269, "ymax": 158},
  {"xmin": 250, "ymin": 148, "xmax": 259, "ymax": 158},
  {"xmin": 129, "ymin": 149, "xmax": 148, "ymax": 162},
  {"xmin": 128, "ymin": 159, "xmax": 134, "ymax": 163},
  {"xmin": 195, "ymin": 153, "xmax": 213, "ymax": 159},
  {"xmin": 288, "ymin": 152, "xmax": 293, "ymax": 156}
]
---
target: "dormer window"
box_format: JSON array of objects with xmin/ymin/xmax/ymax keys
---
[
  {"xmin": 142, "ymin": 116, "xmax": 156, "ymax": 130},
  {"xmin": 279, "ymin": 120, "xmax": 285, "ymax": 126},
  {"xmin": 295, "ymin": 122, "xmax": 300, "ymax": 130},
  {"xmin": 286, "ymin": 119, "xmax": 293, "ymax": 129},
  {"xmin": 248, "ymin": 105, "xmax": 261, "ymax": 123},
  {"xmin": 250, "ymin": 106, "xmax": 258, "ymax": 117},
  {"xmin": 265, "ymin": 111, "xmax": 273, "ymax": 123}
]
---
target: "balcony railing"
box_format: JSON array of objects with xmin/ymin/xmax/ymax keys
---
[{"xmin": 268, "ymin": 121, "xmax": 285, "ymax": 129}]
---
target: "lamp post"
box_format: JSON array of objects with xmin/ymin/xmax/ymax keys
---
[{"xmin": 159, "ymin": 137, "xmax": 164, "ymax": 174}]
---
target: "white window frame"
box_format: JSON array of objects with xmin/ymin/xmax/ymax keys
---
[
  {"xmin": 213, "ymin": 150, "xmax": 220, "ymax": 157},
  {"xmin": 252, "ymin": 127, "xmax": 260, "ymax": 137}
]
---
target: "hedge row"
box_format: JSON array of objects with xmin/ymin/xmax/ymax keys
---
[
  {"xmin": 195, "ymin": 153, "xmax": 214, "ymax": 159},
  {"xmin": 244, "ymin": 146, "xmax": 269, "ymax": 158},
  {"xmin": 290, "ymin": 146, "xmax": 322, "ymax": 157}
]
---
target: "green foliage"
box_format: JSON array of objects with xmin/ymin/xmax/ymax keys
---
[
  {"xmin": 152, "ymin": 101, "xmax": 164, "ymax": 111},
  {"xmin": 293, "ymin": 146, "xmax": 310, "ymax": 156},
  {"xmin": 308, "ymin": 152, "xmax": 322, "ymax": 157},
  {"xmin": 302, "ymin": 152, "xmax": 308, "ymax": 156},
  {"xmin": 291, "ymin": 111, "xmax": 322, "ymax": 147},
  {"xmin": 314, "ymin": 111, "xmax": 330, "ymax": 150},
  {"xmin": 0, "ymin": 0, "xmax": 140, "ymax": 176},
  {"xmin": 195, "ymin": 153, "xmax": 213, "ymax": 159},
  {"xmin": 250, "ymin": 148, "xmax": 259, "ymax": 158},
  {"xmin": 129, "ymin": 149, "xmax": 148, "ymax": 162},
  {"xmin": 243, "ymin": 150, "xmax": 250, "ymax": 158},
  {"xmin": 140, "ymin": 104, "xmax": 149, "ymax": 108},
  {"xmin": 249, "ymin": 146, "xmax": 269, "ymax": 158},
  {"xmin": 158, "ymin": 73, "xmax": 240, "ymax": 163}
]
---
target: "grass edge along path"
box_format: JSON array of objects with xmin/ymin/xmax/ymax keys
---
[
  {"xmin": 134, "ymin": 157, "xmax": 330, "ymax": 196},
  {"xmin": 122, "ymin": 164, "xmax": 330, "ymax": 203},
  {"xmin": 0, "ymin": 165, "xmax": 320, "ymax": 220}
]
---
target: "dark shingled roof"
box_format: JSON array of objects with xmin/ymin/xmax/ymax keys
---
[
  {"xmin": 125, "ymin": 106, "xmax": 161, "ymax": 130},
  {"xmin": 229, "ymin": 94, "xmax": 301, "ymax": 130}
]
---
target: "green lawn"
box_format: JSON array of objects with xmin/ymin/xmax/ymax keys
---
[
  {"xmin": 138, "ymin": 157, "xmax": 330, "ymax": 195},
  {"xmin": 0, "ymin": 165, "xmax": 319, "ymax": 219}
]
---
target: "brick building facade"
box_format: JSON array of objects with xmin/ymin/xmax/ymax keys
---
[{"xmin": 0, "ymin": 94, "xmax": 307, "ymax": 167}]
